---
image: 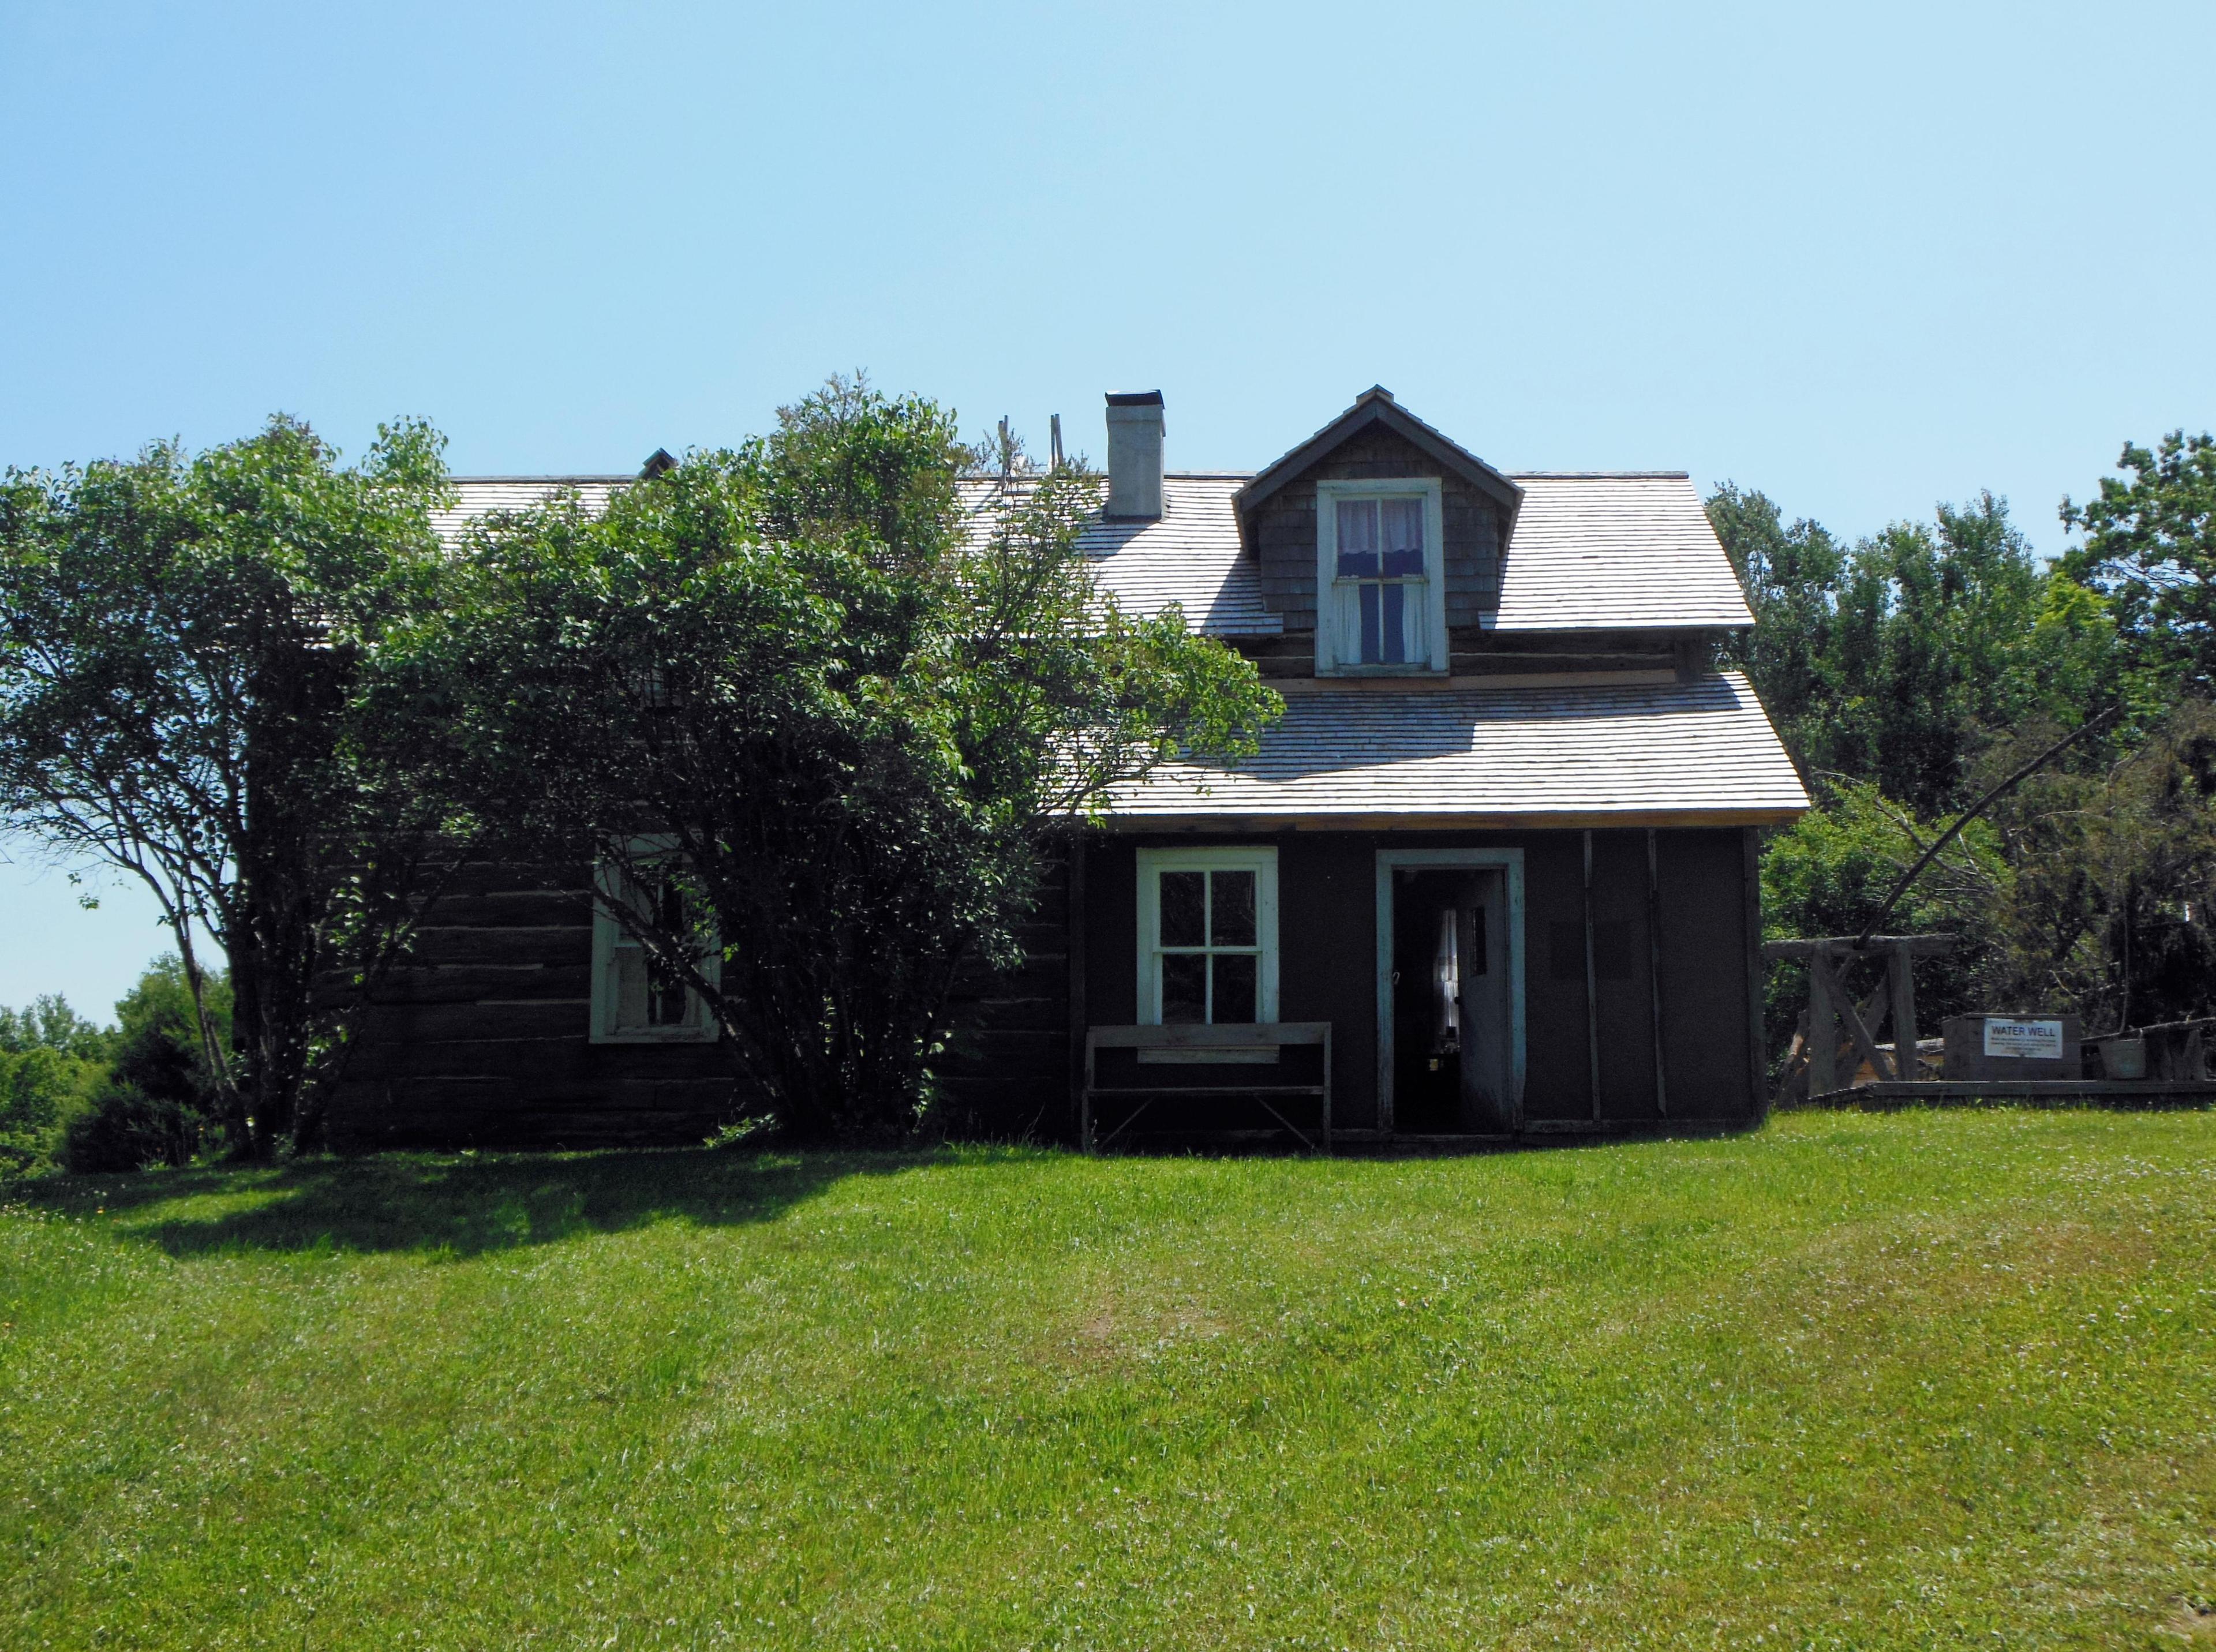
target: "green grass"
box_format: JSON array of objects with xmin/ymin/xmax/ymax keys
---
[{"xmin": 3, "ymin": 1112, "xmax": 2213, "ymax": 1650}]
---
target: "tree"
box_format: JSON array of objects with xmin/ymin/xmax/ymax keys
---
[
  {"xmin": 1983, "ymin": 703, "xmax": 2216, "ymax": 1031},
  {"xmin": 63, "ymin": 956, "xmax": 234, "ymax": 1172},
  {"xmin": 2061, "ymin": 429, "xmax": 2216, "ymax": 695},
  {"xmin": 0, "ymin": 994, "xmax": 113, "ymax": 1175},
  {"xmin": 1712, "ymin": 485, "xmax": 2113, "ymax": 814},
  {"xmin": 414, "ymin": 379, "xmax": 1281, "ymax": 1140},
  {"xmin": 0, "ymin": 418, "xmax": 457, "ymax": 1156},
  {"xmin": 1709, "ymin": 482, "xmax": 1847, "ymax": 763}
]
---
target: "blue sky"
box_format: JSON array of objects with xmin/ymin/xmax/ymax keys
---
[{"xmin": 3, "ymin": 0, "xmax": 2213, "ymax": 1019}]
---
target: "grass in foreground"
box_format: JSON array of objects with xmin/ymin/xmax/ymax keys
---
[{"xmin": 2, "ymin": 1110, "xmax": 2213, "ymax": 1650}]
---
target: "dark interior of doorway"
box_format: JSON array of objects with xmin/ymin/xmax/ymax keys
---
[{"xmin": 1391, "ymin": 867, "xmax": 1512, "ymax": 1133}]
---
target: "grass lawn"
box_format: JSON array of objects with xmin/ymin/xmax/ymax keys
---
[{"xmin": 2, "ymin": 1111, "xmax": 2213, "ymax": 1650}]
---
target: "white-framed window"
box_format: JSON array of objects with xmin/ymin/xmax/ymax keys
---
[
  {"xmin": 1315, "ymin": 477, "xmax": 1448, "ymax": 675},
  {"xmin": 589, "ymin": 846, "xmax": 721, "ymax": 1044},
  {"xmin": 1135, "ymin": 846, "xmax": 1279, "ymax": 1027}
]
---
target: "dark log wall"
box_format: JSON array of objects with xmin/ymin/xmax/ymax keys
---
[
  {"xmin": 324, "ymin": 861, "xmax": 738, "ymax": 1152},
  {"xmin": 1249, "ymin": 427, "xmax": 1506, "ymax": 639},
  {"xmin": 1084, "ymin": 827, "xmax": 1762, "ymax": 1134},
  {"xmin": 328, "ymin": 855, "xmax": 1083, "ymax": 1152},
  {"xmin": 332, "ymin": 830, "xmax": 1759, "ymax": 1150},
  {"xmin": 928, "ymin": 850, "xmax": 1073, "ymax": 1140}
]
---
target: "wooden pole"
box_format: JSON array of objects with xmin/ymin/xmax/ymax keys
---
[
  {"xmin": 1888, "ymin": 941, "xmax": 1918, "ymax": 1081},
  {"xmin": 1807, "ymin": 941, "xmax": 1837, "ymax": 1099}
]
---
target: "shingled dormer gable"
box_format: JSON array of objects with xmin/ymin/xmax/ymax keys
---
[
  {"xmin": 1233, "ymin": 385, "xmax": 1523, "ymax": 533},
  {"xmin": 1233, "ymin": 387, "xmax": 1524, "ymax": 672}
]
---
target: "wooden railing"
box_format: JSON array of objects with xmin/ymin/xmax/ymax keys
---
[{"xmin": 1081, "ymin": 1022, "xmax": 1332, "ymax": 1153}]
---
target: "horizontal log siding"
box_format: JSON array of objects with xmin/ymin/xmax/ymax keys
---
[
  {"xmin": 324, "ymin": 863, "xmax": 736, "ymax": 1152},
  {"xmin": 332, "ymin": 855, "xmax": 1081, "ymax": 1151},
  {"xmin": 1085, "ymin": 827, "xmax": 1760, "ymax": 1136},
  {"xmin": 926, "ymin": 850, "xmax": 1073, "ymax": 1140},
  {"xmin": 1252, "ymin": 427, "xmax": 1505, "ymax": 634}
]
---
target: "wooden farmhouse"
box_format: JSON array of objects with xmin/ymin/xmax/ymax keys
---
[{"xmin": 328, "ymin": 388, "xmax": 1810, "ymax": 1151}]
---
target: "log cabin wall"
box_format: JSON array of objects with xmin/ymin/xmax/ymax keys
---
[
  {"xmin": 328, "ymin": 829, "xmax": 1759, "ymax": 1149},
  {"xmin": 1081, "ymin": 827, "xmax": 1762, "ymax": 1134},
  {"xmin": 323, "ymin": 859, "xmax": 737, "ymax": 1151}
]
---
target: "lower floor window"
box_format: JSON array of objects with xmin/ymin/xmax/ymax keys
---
[
  {"xmin": 1137, "ymin": 847, "xmax": 1279, "ymax": 1025},
  {"xmin": 590, "ymin": 850, "xmax": 720, "ymax": 1043}
]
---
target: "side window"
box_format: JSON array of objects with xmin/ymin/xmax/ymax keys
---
[
  {"xmin": 590, "ymin": 852, "xmax": 720, "ymax": 1043},
  {"xmin": 1316, "ymin": 479, "xmax": 1447, "ymax": 675},
  {"xmin": 1135, "ymin": 847, "xmax": 1278, "ymax": 1025}
]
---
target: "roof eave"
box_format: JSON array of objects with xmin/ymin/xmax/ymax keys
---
[{"xmin": 1092, "ymin": 806, "xmax": 1809, "ymax": 832}]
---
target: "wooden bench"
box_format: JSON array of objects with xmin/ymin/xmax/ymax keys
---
[{"xmin": 1081, "ymin": 1022, "xmax": 1332, "ymax": 1153}]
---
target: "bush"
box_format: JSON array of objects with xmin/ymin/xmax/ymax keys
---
[{"xmin": 62, "ymin": 1083, "xmax": 204, "ymax": 1172}]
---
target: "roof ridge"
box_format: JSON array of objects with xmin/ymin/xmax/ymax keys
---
[
  {"xmin": 448, "ymin": 474, "xmax": 636, "ymax": 485},
  {"xmin": 1508, "ymin": 470, "xmax": 1691, "ymax": 481}
]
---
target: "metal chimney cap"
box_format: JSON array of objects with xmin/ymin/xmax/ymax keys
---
[{"xmin": 1104, "ymin": 390, "xmax": 1165, "ymax": 408}]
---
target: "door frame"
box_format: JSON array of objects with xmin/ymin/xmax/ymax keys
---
[{"xmin": 1375, "ymin": 848, "xmax": 1526, "ymax": 1134}]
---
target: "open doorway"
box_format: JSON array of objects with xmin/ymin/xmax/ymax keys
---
[{"xmin": 1377, "ymin": 851, "xmax": 1523, "ymax": 1134}]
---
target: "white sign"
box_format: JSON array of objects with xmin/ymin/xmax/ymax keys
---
[{"xmin": 1984, "ymin": 1018, "xmax": 2064, "ymax": 1060}]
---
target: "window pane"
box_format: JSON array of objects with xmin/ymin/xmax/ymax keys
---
[
  {"xmin": 1335, "ymin": 498, "xmax": 1379, "ymax": 577},
  {"xmin": 1212, "ymin": 953, "xmax": 1257, "ymax": 1024},
  {"xmin": 1161, "ymin": 953, "xmax": 1207, "ymax": 1023},
  {"xmin": 1159, "ymin": 871, "xmax": 1206, "ymax": 947},
  {"xmin": 1210, "ymin": 869, "xmax": 1256, "ymax": 946},
  {"xmin": 1358, "ymin": 582, "xmax": 1382, "ymax": 664},
  {"xmin": 1380, "ymin": 582, "xmax": 1407, "ymax": 664},
  {"xmin": 649, "ymin": 961, "xmax": 689, "ymax": 1027},
  {"xmin": 1380, "ymin": 497, "xmax": 1424, "ymax": 576},
  {"xmin": 614, "ymin": 945, "xmax": 650, "ymax": 1030}
]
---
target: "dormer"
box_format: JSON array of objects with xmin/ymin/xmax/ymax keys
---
[{"xmin": 1233, "ymin": 388, "xmax": 1522, "ymax": 677}]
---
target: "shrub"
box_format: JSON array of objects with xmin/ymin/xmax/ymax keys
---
[{"xmin": 62, "ymin": 1083, "xmax": 203, "ymax": 1172}]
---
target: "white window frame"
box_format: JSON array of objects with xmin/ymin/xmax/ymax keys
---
[
  {"xmin": 589, "ymin": 842, "xmax": 722, "ymax": 1044},
  {"xmin": 1315, "ymin": 477, "xmax": 1449, "ymax": 676},
  {"xmin": 1135, "ymin": 846, "xmax": 1279, "ymax": 1033}
]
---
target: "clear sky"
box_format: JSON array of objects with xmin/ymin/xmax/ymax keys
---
[{"xmin": 3, "ymin": 0, "xmax": 2213, "ymax": 1020}]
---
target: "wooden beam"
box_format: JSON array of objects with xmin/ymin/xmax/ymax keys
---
[
  {"xmin": 1760, "ymin": 934, "xmax": 1957, "ymax": 960},
  {"xmin": 1807, "ymin": 944, "xmax": 1896, "ymax": 1081},
  {"xmin": 1888, "ymin": 941, "xmax": 1919, "ymax": 1082},
  {"xmin": 1807, "ymin": 942, "xmax": 1837, "ymax": 1099}
]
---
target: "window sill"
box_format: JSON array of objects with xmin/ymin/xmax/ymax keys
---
[
  {"xmin": 589, "ymin": 1027, "xmax": 721, "ymax": 1046},
  {"xmin": 1137, "ymin": 1047, "xmax": 1281, "ymax": 1066},
  {"xmin": 1314, "ymin": 665, "xmax": 1450, "ymax": 679}
]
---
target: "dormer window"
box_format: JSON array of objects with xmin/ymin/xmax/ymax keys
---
[{"xmin": 1316, "ymin": 478, "xmax": 1448, "ymax": 674}]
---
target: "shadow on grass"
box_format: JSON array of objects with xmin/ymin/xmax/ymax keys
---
[{"xmin": 14, "ymin": 1145, "xmax": 961, "ymax": 1260}]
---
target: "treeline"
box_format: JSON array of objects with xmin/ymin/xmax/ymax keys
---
[
  {"xmin": 1715, "ymin": 430, "xmax": 2216, "ymax": 1055},
  {"xmin": 0, "ymin": 958, "xmax": 230, "ymax": 1174}
]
